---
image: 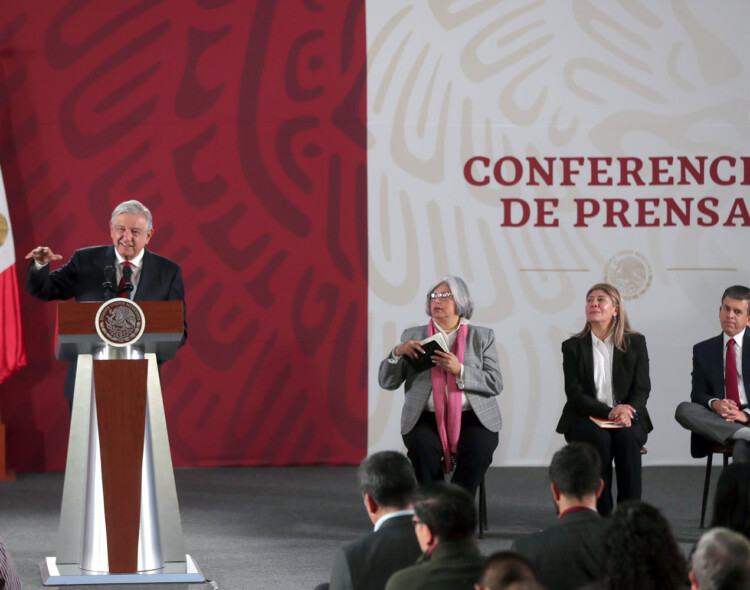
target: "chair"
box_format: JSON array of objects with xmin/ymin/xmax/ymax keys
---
[
  {"xmin": 700, "ymin": 442, "xmax": 734, "ymax": 528},
  {"xmin": 477, "ymin": 477, "xmax": 487, "ymax": 539}
]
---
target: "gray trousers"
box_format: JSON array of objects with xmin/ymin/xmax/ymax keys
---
[{"xmin": 675, "ymin": 401, "xmax": 750, "ymax": 462}]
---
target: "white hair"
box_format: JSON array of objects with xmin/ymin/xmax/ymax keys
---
[
  {"xmin": 111, "ymin": 200, "xmax": 153, "ymax": 231},
  {"xmin": 424, "ymin": 276, "xmax": 474, "ymax": 319},
  {"xmin": 691, "ymin": 527, "xmax": 750, "ymax": 590}
]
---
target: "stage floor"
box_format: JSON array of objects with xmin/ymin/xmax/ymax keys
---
[{"xmin": 0, "ymin": 464, "xmax": 717, "ymax": 589}]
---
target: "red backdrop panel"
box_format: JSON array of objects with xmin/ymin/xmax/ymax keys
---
[{"xmin": 0, "ymin": 0, "xmax": 367, "ymax": 471}]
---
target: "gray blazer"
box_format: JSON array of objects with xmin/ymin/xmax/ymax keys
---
[{"xmin": 378, "ymin": 324, "xmax": 503, "ymax": 434}]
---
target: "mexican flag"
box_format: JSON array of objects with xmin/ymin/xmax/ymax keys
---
[{"xmin": 0, "ymin": 166, "xmax": 25, "ymax": 384}]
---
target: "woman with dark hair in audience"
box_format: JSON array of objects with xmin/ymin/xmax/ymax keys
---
[
  {"xmin": 585, "ymin": 501, "xmax": 687, "ymax": 590},
  {"xmin": 556, "ymin": 283, "xmax": 652, "ymax": 516},
  {"xmin": 711, "ymin": 462, "xmax": 750, "ymax": 539}
]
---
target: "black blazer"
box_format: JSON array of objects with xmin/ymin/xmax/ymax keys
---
[
  {"xmin": 27, "ymin": 245, "xmax": 187, "ymax": 400},
  {"xmin": 327, "ymin": 513, "xmax": 421, "ymax": 590},
  {"xmin": 511, "ymin": 510, "xmax": 610, "ymax": 590},
  {"xmin": 691, "ymin": 331, "xmax": 750, "ymax": 407},
  {"xmin": 556, "ymin": 332, "xmax": 652, "ymax": 434},
  {"xmin": 689, "ymin": 331, "xmax": 750, "ymax": 457}
]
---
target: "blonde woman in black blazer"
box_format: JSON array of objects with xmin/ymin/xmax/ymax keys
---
[{"xmin": 556, "ymin": 283, "xmax": 651, "ymax": 516}]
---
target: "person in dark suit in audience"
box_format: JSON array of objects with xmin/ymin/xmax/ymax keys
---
[
  {"xmin": 511, "ymin": 442, "xmax": 609, "ymax": 590},
  {"xmin": 385, "ymin": 482, "xmax": 484, "ymax": 590},
  {"xmin": 690, "ymin": 527, "xmax": 750, "ymax": 590},
  {"xmin": 315, "ymin": 451, "xmax": 421, "ymax": 590},
  {"xmin": 474, "ymin": 551, "xmax": 538, "ymax": 590},
  {"xmin": 0, "ymin": 535, "xmax": 21, "ymax": 590},
  {"xmin": 675, "ymin": 285, "xmax": 750, "ymax": 463},
  {"xmin": 379, "ymin": 276, "xmax": 503, "ymax": 497},
  {"xmin": 557, "ymin": 283, "xmax": 651, "ymax": 515},
  {"xmin": 25, "ymin": 199, "xmax": 187, "ymax": 404},
  {"xmin": 711, "ymin": 463, "xmax": 750, "ymax": 540}
]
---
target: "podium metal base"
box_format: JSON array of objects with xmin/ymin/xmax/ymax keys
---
[{"xmin": 40, "ymin": 554, "xmax": 205, "ymax": 585}]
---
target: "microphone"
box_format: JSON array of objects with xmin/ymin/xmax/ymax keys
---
[
  {"xmin": 102, "ymin": 266, "xmax": 116, "ymax": 300},
  {"xmin": 122, "ymin": 263, "xmax": 134, "ymax": 298}
]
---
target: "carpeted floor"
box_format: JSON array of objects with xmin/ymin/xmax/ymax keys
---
[{"xmin": 0, "ymin": 464, "xmax": 718, "ymax": 589}]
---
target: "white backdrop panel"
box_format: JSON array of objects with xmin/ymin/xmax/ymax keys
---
[{"xmin": 367, "ymin": 1, "xmax": 750, "ymax": 466}]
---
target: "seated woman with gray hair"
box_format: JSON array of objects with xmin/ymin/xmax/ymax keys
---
[{"xmin": 378, "ymin": 276, "xmax": 503, "ymax": 495}]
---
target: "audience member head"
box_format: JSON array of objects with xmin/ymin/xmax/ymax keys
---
[
  {"xmin": 548, "ymin": 442, "xmax": 603, "ymax": 509},
  {"xmin": 601, "ymin": 500, "xmax": 687, "ymax": 590},
  {"xmin": 475, "ymin": 551, "xmax": 537, "ymax": 590},
  {"xmin": 711, "ymin": 463, "xmax": 750, "ymax": 539},
  {"xmin": 357, "ymin": 451, "xmax": 417, "ymax": 522},
  {"xmin": 412, "ymin": 482, "xmax": 476, "ymax": 551},
  {"xmin": 690, "ymin": 527, "xmax": 750, "ymax": 590}
]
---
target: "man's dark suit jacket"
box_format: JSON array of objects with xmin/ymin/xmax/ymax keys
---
[
  {"xmin": 27, "ymin": 245, "xmax": 187, "ymax": 400},
  {"xmin": 325, "ymin": 513, "xmax": 421, "ymax": 590},
  {"xmin": 384, "ymin": 537, "xmax": 484, "ymax": 590},
  {"xmin": 689, "ymin": 331, "xmax": 750, "ymax": 457},
  {"xmin": 556, "ymin": 333, "xmax": 652, "ymax": 434},
  {"xmin": 511, "ymin": 509, "xmax": 610, "ymax": 590}
]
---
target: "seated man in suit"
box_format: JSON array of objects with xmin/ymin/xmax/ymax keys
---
[
  {"xmin": 385, "ymin": 482, "xmax": 484, "ymax": 590},
  {"xmin": 690, "ymin": 527, "xmax": 750, "ymax": 590},
  {"xmin": 315, "ymin": 451, "xmax": 421, "ymax": 590},
  {"xmin": 675, "ymin": 285, "xmax": 750, "ymax": 463},
  {"xmin": 474, "ymin": 551, "xmax": 538, "ymax": 590},
  {"xmin": 511, "ymin": 442, "xmax": 609, "ymax": 590},
  {"xmin": 25, "ymin": 199, "xmax": 187, "ymax": 405}
]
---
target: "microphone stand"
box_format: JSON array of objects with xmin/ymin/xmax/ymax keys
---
[
  {"xmin": 102, "ymin": 266, "xmax": 116, "ymax": 301},
  {"xmin": 121, "ymin": 264, "xmax": 134, "ymax": 299}
]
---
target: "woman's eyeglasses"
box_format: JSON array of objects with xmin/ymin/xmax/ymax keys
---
[{"xmin": 430, "ymin": 292, "xmax": 452, "ymax": 299}]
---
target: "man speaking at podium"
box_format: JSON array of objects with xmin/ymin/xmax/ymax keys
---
[{"xmin": 25, "ymin": 199, "xmax": 187, "ymax": 404}]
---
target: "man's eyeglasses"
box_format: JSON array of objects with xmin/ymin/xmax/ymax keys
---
[
  {"xmin": 411, "ymin": 518, "xmax": 424, "ymax": 528},
  {"xmin": 430, "ymin": 292, "xmax": 452, "ymax": 299}
]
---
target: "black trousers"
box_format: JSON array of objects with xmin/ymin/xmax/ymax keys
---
[
  {"xmin": 403, "ymin": 410, "xmax": 498, "ymax": 497},
  {"xmin": 564, "ymin": 414, "xmax": 647, "ymax": 516}
]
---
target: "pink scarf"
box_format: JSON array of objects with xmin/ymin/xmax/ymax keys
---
[{"xmin": 429, "ymin": 319, "xmax": 468, "ymax": 473}]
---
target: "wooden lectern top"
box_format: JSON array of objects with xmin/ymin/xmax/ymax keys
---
[{"xmin": 56, "ymin": 301, "xmax": 184, "ymax": 361}]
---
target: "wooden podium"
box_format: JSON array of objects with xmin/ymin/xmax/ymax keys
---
[{"xmin": 40, "ymin": 300, "xmax": 205, "ymax": 585}]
